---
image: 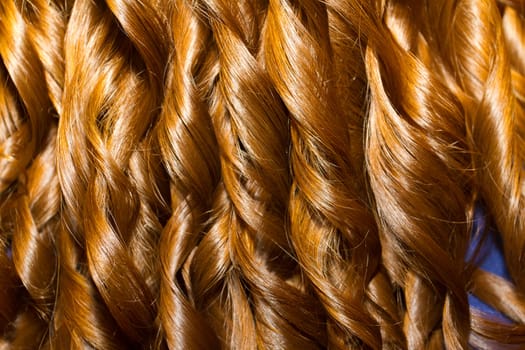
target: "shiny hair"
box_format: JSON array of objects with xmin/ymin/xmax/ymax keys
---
[{"xmin": 0, "ymin": 0, "xmax": 523, "ymax": 348}]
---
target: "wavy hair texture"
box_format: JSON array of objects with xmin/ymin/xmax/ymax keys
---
[{"xmin": 0, "ymin": 0, "xmax": 524, "ymax": 349}]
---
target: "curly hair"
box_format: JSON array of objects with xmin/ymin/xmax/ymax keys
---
[{"xmin": 0, "ymin": 0, "xmax": 523, "ymax": 349}]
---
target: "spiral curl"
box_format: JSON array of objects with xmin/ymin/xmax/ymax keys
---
[{"xmin": 0, "ymin": 0, "xmax": 523, "ymax": 348}]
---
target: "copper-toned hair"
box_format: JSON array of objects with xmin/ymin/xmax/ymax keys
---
[{"xmin": 0, "ymin": 0, "xmax": 523, "ymax": 349}]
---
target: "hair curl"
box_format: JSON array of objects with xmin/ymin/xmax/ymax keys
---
[{"xmin": 0, "ymin": 0, "xmax": 523, "ymax": 349}]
